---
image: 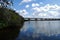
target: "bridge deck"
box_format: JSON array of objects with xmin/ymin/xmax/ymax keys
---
[{"xmin": 24, "ymin": 18, "xmax": 60, "ymax": 21}]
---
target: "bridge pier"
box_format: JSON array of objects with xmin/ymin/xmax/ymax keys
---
[
  {"xmin": 28, "ymin": 18, "xmax": 30, "ymax": 21},
  {"xmin": 35, "ymin": 18, "xmax": 37, "ymax": 21}
]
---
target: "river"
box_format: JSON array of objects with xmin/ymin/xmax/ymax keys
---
[{"xmin": 16, "ymin": 21, "xmax": 60, "ymax": 40}]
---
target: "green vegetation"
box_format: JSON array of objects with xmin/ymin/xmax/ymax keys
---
[{"xmin": 0, "ymin": 8, "xmax": 24, "ymax": 29}]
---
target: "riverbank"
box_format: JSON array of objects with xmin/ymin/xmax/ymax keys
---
[{"xmin": 0, "ymin": 7, "xmax": 24, "ymax": 29}]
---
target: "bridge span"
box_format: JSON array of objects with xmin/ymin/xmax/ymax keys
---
[{"xmin": 24, "ymin": 18, "xmax": 60, "ymax": 21}]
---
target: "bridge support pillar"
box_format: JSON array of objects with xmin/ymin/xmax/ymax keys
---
[
  {"xmin": 35, "ymin": 18, "xmax": 37, "ymax": 21},
  {"xmin": 28, "ymin": 18, "xmax": 30, "ymax": 21}
]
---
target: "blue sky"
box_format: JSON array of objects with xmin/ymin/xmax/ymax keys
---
[{"xmin": 12, "ymin": 0, "xmax": 60, "ymax": 18}]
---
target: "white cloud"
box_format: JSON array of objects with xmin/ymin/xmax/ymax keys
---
[
  {"xmin": 32, "ymin": 7, "xmax": 41, "ymax": 12},
  {"xmin": 13, "ymin": 8, "xmax": 16, "ymax": 10},
  {"xmin": 16, "ymin": 9, "xmax": 28, "ymax": 17},
  {"xmin": 32, "ymin": 3, "xmax": 40, "ymax": 7},
  {"xmin": 16, "ymin": 10, "xmax": 19, "ymax": 13},
  {"xmin": 0, "ymin": 4, "xmax": 1, "ymax": 6},
  {"xmin": 24, "ymin": 15, "xmax": 32, "ymax": 18},
  {"xmin": 20, "ymin": 9, "xmax": 28, "ymax": 15},
  {"xmin": 16, "ymin": 4, "xmax": 60, "ymax": 18},
  {"xmin": 22, "ymin": 0, "xmax": 32, "ymax": 2},
  {"xmin": 48, "ymin": 11, "xmax": 59, "ymax": 16},
  {"xmin": 19, "ymin": 0, "xmax": 32, "ymax": 5},
  {"xmin": 38, "ymin": 13, "xmax": 47, "ymax": 17},
  {"xmin": 32, "ymin": 4, "xmax": 60, "ymax": 18},
  {"xmin": 25, "ymin": 5, "xmax": 29, "ymax": 8}
]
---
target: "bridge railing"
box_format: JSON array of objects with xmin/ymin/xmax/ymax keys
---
[{"xmin": 24, "ymin": 18, "xmax": 60, "ymax": 21}]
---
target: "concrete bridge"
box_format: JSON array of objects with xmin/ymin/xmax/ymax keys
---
[{"xmin": 24, "ymin": 18, "xmax": 60, "ymax": 21}]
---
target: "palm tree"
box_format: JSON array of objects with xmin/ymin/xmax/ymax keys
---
[{"xmin": 0, "ymin": 0, "xmax": 13, "ymax": 7}]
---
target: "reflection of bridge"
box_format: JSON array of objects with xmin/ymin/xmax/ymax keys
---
[{"xmin": 24, "ymin": 18, "xmax": 60, "ymax": 21}]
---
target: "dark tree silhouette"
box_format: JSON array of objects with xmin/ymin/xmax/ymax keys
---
[{"xmin": 0, "ymin": 0, "xmax": 13, "ymax": 7}]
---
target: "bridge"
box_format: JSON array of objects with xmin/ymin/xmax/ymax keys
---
[{"xmin": 24, "ymin": 18, "xmax": 60, "ymax": 21}]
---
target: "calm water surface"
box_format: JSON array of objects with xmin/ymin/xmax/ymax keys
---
[{"xmin": 16, "ymin": 21, "xmax": 60, "ymax": 40}]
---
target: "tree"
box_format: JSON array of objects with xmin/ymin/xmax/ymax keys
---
[{"xmin": 0, "ymin": 0, "xmax": 13, "ymax": 8}]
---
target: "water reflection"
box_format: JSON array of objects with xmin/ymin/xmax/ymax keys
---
[
  {"xmin": 0, "ymin": 22, "xmax": 24, "ymax": 40},
  {"xmin": 16, "ymin": 21, "xmax": 60, "ymax": 40}
]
